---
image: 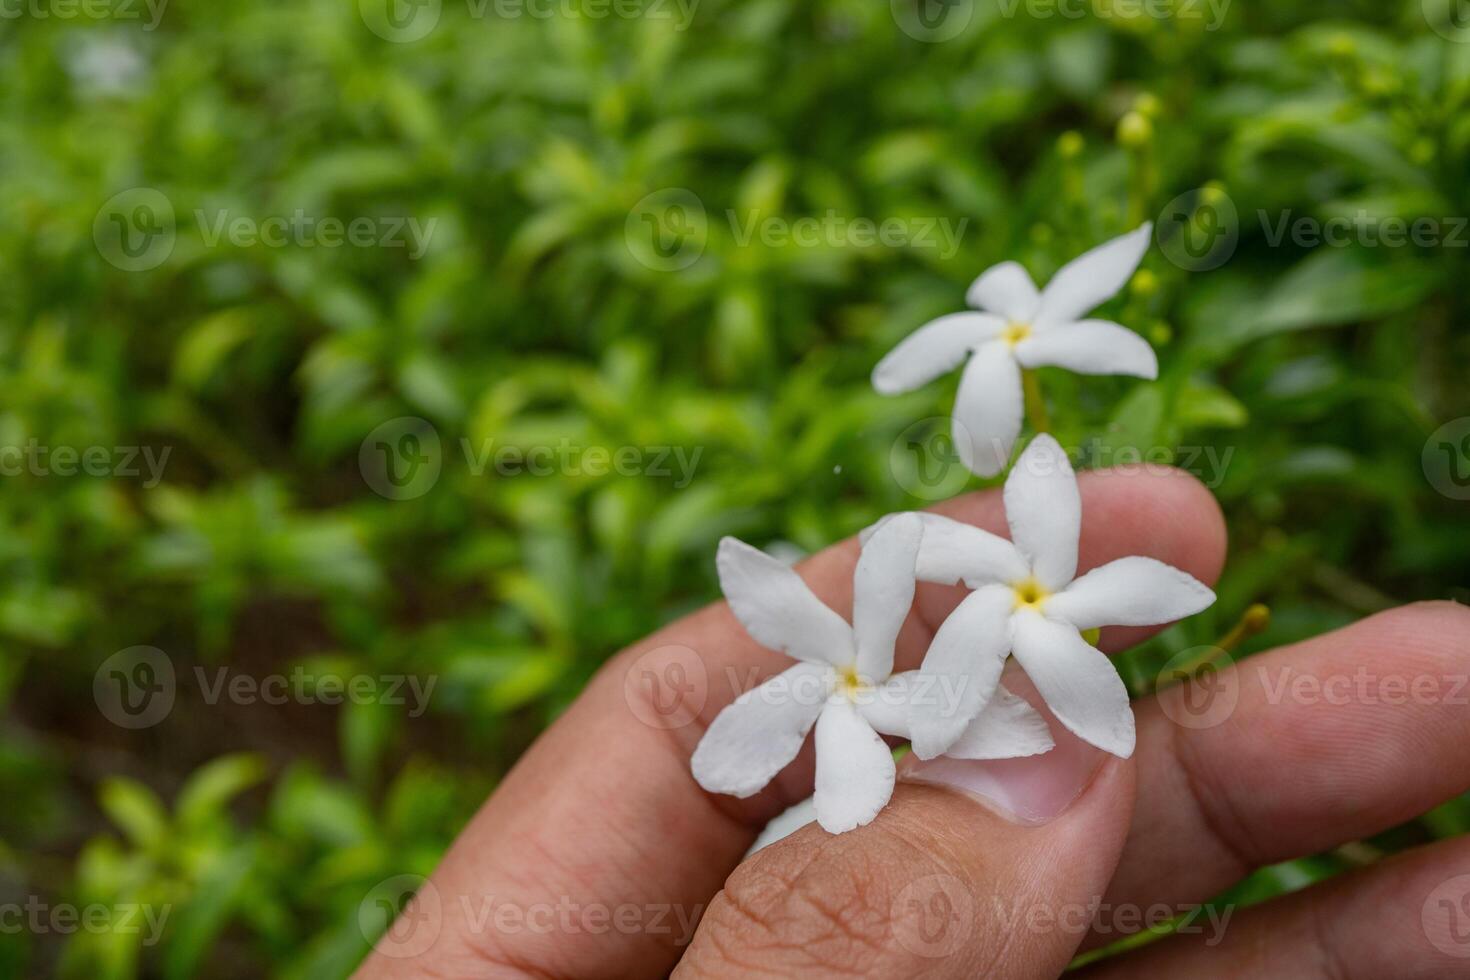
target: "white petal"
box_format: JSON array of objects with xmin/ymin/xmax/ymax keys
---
[
  {"xmin": 952, "ymin": 340, "xmax": 1024, "ymax": 478},
  {"xmin": 945, "ymin": 685, "xmax": 1055, "ymax": 760},
  {"xmin": 965, "ymin": 261, "xmax": 1040, "ymax": 321},
  {"xmin": 853, "ymin": 513, "xmax": 922, "ymax": 681},
  {"xmin": 814, "ymin": 702, "xmax": 896, "ymax": 833},
  {"xmin": 908, "ymin": 585, "xmax": 1014, "ymax": 760},
  {"xmin": 747, "ymin": 797, "xmax": 817, "ymax": 856},
  {"xmin": 691, "ymin": 662, "xmax": 829, "ymax": 798},
  {"xmin": 717, "ymin": 537, "xmax": 854, "ymax": 667},
  {"xmin": 1004, "ymin": 434, "xmax": 1080, "ymax": 591},
  {"xmin": 1034, "ymin": 223, "xmax": 1152, "ymax": 329},
  {"xmin": 1011, "ymin": 610, "xmax": 1135, "ymax": 758},
  {"xmin": 908, "ymin": 512, "xmax": 1029, "ymax": 587},
  {"xmin": 1013, "ymin": 320, "xmax": 1158, "ymax": 379},
  {"xmin": 856, "ymin": 670, "xmax": 919, "ymax": 739},
  {"xmin": 871, "ymin": 313, "xmax": 1006, "ymax": 395},
  {"xmin": 1047, "ymin": 556, "xmax": 1215, "ymax": 630}
]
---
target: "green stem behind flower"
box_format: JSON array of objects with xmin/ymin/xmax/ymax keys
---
[
  {"xmin": 1147, "ymin": 603, "xmax": 1272, "ymax": 693},
  {"xmin": 1022, "ymin": 369, "xmax": 1051, "ymax": 434}
]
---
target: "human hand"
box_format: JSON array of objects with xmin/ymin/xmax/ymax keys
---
[{"xmin": 356, "ymin": 466, "xmax": 1470, "ymax": 978}]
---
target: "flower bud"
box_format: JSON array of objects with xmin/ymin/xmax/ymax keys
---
[{"xmin": 1117, "ymin": 111, "xmax": 1153, "ymax": 148}]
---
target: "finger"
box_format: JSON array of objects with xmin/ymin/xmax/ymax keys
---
[
  {"xmin": 1086, "ymin": 600, "xmax": 1470, "ymax": 949},
  {"xmin": 1080, "ymin": 835, "xmax": 1470, "ymax": 978},
  {"xmin": 357, "ymin": 468, "xmax": 1226, "ymax": 978},
  {"xmin": 677, "ymin": 690, "xmax": 1137, "ymax": 978}
]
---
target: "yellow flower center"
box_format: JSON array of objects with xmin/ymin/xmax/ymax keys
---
[
  {"xmin": 836, "ymin": 665, "xmax": 868, "ymax": 702},
  {"xmin": 1012, "ymin": 576, "xmax": 1050, "ymax": 612},
  {"xmin": 1002, "ymin": 321, "xmax": 1033, "ymax": 347}
]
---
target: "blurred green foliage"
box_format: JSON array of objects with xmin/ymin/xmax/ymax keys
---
[{"xmin": 1, "ymin": 0, "xmax": 1468, "ymax": 975}]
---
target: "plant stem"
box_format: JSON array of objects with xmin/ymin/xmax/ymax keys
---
[{"xmin": 1022, "ymin": 369, "xmax": 1051, "ymax": 434}]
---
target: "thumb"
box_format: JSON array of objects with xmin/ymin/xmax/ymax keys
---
[{"xmin": 674, "ymin": 701, "xmax": 1136, "ymax": 978}]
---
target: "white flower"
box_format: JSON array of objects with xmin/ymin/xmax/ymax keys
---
[
  {"xmin": 871, "ymin": 224, "xmax": 1159, "ymax": 477},
  {"xmin": 866, "ymin": 435, "xmax": 1216, "ymax": 760},
  {"xmin": 692, "ymin": 513, "xmax": 1053, "ymax": 834}
]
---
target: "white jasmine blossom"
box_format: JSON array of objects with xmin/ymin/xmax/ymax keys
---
[
  {"xmin": 867, "ymin": 435, "xmax": 1215, "ymax": 760},
  {"xmin": 692, "ymin": 513, "xmax": 1053, "ymax": 835},
  {"xmin": 871, "ymin": 224, "xmax": 1158, "ymax": 477}
]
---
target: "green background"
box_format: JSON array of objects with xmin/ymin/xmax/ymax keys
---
[{"xmin": 2, "ymin": 0, "xmax": 1469, "ymax": 975}]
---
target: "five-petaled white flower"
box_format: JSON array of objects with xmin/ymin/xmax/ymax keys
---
[
  {"xmin": 871, "ymin": 224, "xmax": 1158, "ymax": 477},
  {"xmin": 868, "ymin": 435, "xmax": 1216, "ymax": 760},
  {"xmin": 691, "ymin": 513, "xmax": 1054, "ymax": 834}
]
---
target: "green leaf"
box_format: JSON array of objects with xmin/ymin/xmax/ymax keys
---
[
  {"xmin": 99, "ymin": 778, "xmax": 170, "ymax": 852},
  {"xmin": 176, "ymin": 754, "xmax": 269, "ymax": 832}
]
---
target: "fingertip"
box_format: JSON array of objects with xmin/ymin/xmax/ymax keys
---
[{"xmin": 1078, "ymin": 464, "xmax": 1228, "ymax": 588}]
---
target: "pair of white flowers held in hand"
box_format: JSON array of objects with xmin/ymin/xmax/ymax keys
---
[
  {"xmin": 872, "ymin": 223, "xmax": 1157, "ymax": 477},
  {"xmin": 692, "ymin": 436, "xmax": 1215, "ymax": 835}
]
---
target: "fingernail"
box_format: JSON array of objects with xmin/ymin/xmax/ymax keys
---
[{"xmin": 899, "ymin": 727, "xmax": 1106, "ymax": 826}]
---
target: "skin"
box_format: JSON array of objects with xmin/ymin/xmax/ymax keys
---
[{"xmin": 355, "ymin": 466, "xmax": 1470, "ymax": 978}]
